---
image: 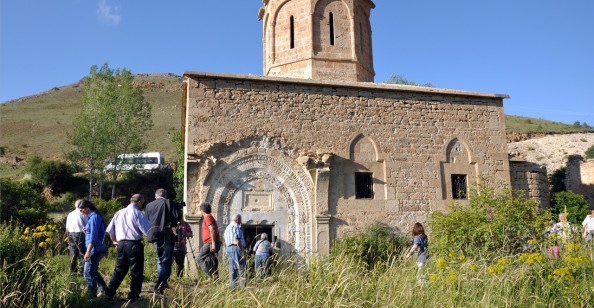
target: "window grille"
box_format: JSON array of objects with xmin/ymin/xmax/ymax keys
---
[
  {"xmin": 451, "ymin": 174, "xmax": 467, "ymax": 199},
  {"xmin": 355, "ymin": 172, "xmax": 373, "ymax": 199}
]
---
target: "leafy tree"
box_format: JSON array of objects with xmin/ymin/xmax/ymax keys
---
[
  {"xmin": 550, "ymin": 191, "xmax": 590, "ymax": 224},
  {"xmin": 171, "ymin": 130, "xmax": 184, "ymax": 202},
  {"xmin": 429, "ymin": 185, "xmax": 550, "ymax": 259},
  {"xmin": 384, "ymin": 74, "xmax": 433, "ymax": 87},
  {"xmin": 68, "ymin": 63, "xmax": 153, "ymax": 199},
  {"xmin": 585, "ymin": 144, "xmax": 594, "ymax": 159}
]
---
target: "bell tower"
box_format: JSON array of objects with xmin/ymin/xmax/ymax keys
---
[{"xmin": 258, "ymin": 0, "xmax": 375, "ymax": 82}]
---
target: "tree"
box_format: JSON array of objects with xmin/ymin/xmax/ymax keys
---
[
  {"xmin": 384, "ymin": 74, "xmax": 433, "ymax": 87},
  {"xmin": 68, "ymin": 63, "xmax": 153, "ymax": 199}
]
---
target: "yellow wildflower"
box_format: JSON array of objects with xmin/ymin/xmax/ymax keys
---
[
  {"xmin": 429, "ymin": 274, "xmax": 440, "ymax": 284},
  {"xmin": 436, "ymin": 258, "xmax": 447, "ymax": 269}
]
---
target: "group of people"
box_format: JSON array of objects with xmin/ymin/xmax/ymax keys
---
[
  {"xmin": 65, "ymin": 189, "xmax": 186, "ymax": 302},
  {"xmin": 65, "ymin": 191, "xmax": 277, "ymax": 301},
  {"xmin": 195, "ymin": 204, "xmax": 276, "ymax": 289}
]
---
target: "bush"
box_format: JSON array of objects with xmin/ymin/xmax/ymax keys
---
[
  {"xmin": 550, "ymin": 191, "xmax": 590, "ymax": 224},
  {"xmin": 93, "ymin": 197, "xmax": 126, "ymax": 224},
  {"xmin": 109, "ymin": 168, "xmax": 175, "ymax": 202},
  {"xmin": 429, "ymin": 185, "xmax": 550, "ymax": 259},
  {"xmin": 586, "ymin": 144, "xmax": 594, "ymax": 159},
  {"xmin": 330, "ymin": 223, "xmax": 408, "ymax": 269},
  {"xmin": 25, "ymin": 155, "xmax": 77, "ymax": 194},
  {"xmin": 0, "ymin": 179, "xmax": 49, "ymax": 226}
]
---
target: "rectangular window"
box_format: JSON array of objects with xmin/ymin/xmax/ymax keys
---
[
  {"xmin": 451, "ymin": 174, "xmax": 467, "ymax": 199},
  {"xmin": 355, "ymin": 172, "xmax": 373, "ymax": 199}
]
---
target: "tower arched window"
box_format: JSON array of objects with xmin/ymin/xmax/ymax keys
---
[
  {"xmin": 329, "ymin": 12, "xmax": 335, "ymax": 46},
  {"xmin": 290, "ymin": 16, "xmax": 295, "ymax": 49}
]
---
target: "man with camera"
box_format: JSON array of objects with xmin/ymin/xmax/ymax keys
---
[{"xmin": 145, "ymin": 188, "xmax": 183, "ymax": 294}]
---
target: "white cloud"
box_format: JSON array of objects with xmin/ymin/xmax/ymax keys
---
[{"xmin": 97, "ymin": 0, "xmax": 122, "ymax": 25}]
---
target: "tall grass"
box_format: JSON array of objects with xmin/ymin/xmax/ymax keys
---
[{"xmin": 2, "ymin": 222, "xmax": 593, "ymax": 307}]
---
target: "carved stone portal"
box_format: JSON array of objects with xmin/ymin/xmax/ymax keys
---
[{"xmin": 201, "ymin": 152, "xmax": 314, "ymax": 256}]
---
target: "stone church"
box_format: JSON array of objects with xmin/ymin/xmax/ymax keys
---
[{"xmin": 181, "ymin": 0, "xmax": 515, "ymax": 257}]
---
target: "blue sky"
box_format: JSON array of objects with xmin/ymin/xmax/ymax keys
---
[{"xmin": 1, "ymin": 0, "xmax": 593, "ymax": 125}]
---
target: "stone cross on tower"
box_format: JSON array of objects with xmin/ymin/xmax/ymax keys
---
[{"xmin": 258, "ymin": 0, "xmax": 375, "ymax": 82}]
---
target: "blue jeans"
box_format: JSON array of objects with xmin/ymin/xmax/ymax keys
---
[
  {"xmin": 254, "ymin": 254, "xmax": 270, "ymax": 278},
  {"xmin": 226, "ymin": 245, "xmax": 246, "ymax": 289},
  {"xmin": 153, "ymin": 241, "xmax": 173, "ymax": 291},
  {"xmin": 83, "ymin": 251, "xmax": 107, "ymax": 297}
]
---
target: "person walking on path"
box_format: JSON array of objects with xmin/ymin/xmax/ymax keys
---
[
  {"xmin": 253, "ymin": 233, "xmax": 272, "ymax": 279},
  {"xmin": 405, "ymin": 222, "xmax": 429, "ymax": 284},
  {"xmin": 224, "ymin": 214, "xmax": 247, "ymax": 289},
  {"xmin": 104, "ymin": 194, "xmax": 151, "ymax": 303},
  {"xmin": 197, "ymin": 202, "xmax": 221, "ymax": 279},
  {"xmin": 65, "ymin": 199, "xmax": 88, "ymax": 275},
  {"xmin": 79, "ymin": 200, "xmax": 108, "ymax": 298},
  {"xmin": 145, "ymin": 188, "xmax": 183, "ymax": 293}
]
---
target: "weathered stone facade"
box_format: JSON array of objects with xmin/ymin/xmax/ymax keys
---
[
  {"xmin": 181, "ymin": 0, "xmax": 512, "ymax": 258},
  {"xmin": 509, "ymin": 158, "xmax": 550, "ymax": 208},
  {"xmin": 182, "ymin": 73, "xmax": 510, "ymax": 256},
  {"xmin": 566, "ymin": 155, "xmax": 594, "ymax": 209}
]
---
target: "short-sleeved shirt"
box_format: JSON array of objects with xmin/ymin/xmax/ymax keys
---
[
  {"xmin": 413, "ymin": 234, "xmax": 429, "ymax": 262},
  {"xmin": 85, "ymin": 211, "xmax": 106, "ymax": 254},
  {"xmin": 201, "ymin": 214, "xmax": 220, "ymax": 244},
  {"xmin": 105, "ymin": 204, "xmax": 150, "ymax": 241},
  {"xmin": 224, "ymin": 221, "xmax": 246, "ymax": 248},
  {"xmin": 254, "ymin": 239, "xmax": 272, "ymax": 257},
  {"xmin": 583, "ymin": 215, "xmax": 594, "ymax": 232},
  {"xmin": 66, "ymin": 209, "xmax": 87, "ymax": 233}
]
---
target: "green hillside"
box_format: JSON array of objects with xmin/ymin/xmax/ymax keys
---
[
  {"xmin": 1, "ymin": 74, "xmax": 592, "ymax": 180},
  {"xmin": 1, "ymin": 74, "xmax": 182, "ymax": 159}
]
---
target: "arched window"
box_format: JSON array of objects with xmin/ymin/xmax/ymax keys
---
[
  {"xmin": 290, "ymin": 16, "xmax": 295, "ymax": 49},
  {"xmin": 329, "ymin": 12, "xmax": 335, "ymax": 46}
]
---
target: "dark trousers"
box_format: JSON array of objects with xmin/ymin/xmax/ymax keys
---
[
  {"xmin": 106, "ymin": 240, "xmax": 144, "ymax": 300},
  {"xmin": 197, "ymin": 242, "xmax": 220, "ymax": 278},
  {"xmin": 173, "ymin": 245, "xmax": 186, "ymax": 277},
  {"xmin": 68, "ymin": 232, "xmax": 86, "ymax": 275}
]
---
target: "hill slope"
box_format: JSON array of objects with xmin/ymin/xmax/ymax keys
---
[
  {"xmin": 1, "ymin": 74, "xmax": 182, "ymax": 160},
  {"xmin": 1, "ymin": 74, "xmax": 593, "ymax": 179}
]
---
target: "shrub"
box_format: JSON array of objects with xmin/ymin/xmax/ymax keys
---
[
  {"xmin": 109, "ymin": 168, "xmax": 175, "ymax": 202},
  {"xmin": 330, "ymin": 223, "xmax": 408, "ymax": 269},
  {"xmin": 0, "ymin": 179, "xmax": 49, "ymax": 226},
  {"xmin": 0, "ymin": 222, "xmax": 31, "ymax": 265},
  {"xmin": 25, "ymin": 155, "xmax": 77, "ymax": 194},
  {"xmin": 586, "ymin": 144, "xmax": 594, "ymax": 159},
  {"xmin": 429, "ymin": 185, "xmax": 550, "ymax": 259},
  {"xmin": 93, "ymin": 197, "xmax": 126, "ymax": 224},
  {"xmin": 550, "ymin": 191, "xmax": 590, "ymax": 224}
]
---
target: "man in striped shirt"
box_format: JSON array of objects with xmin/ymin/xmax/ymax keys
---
[{"xmin": 223, "ymin": 214, "xmax": 246, "ymax": 289}]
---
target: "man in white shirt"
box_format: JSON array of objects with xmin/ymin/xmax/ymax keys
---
[
  {"xmin": 582, "ymin": 209, "xmax": 594, "ymax": 243},
  {"xmin": 65, "ymin": 199, "xmax": 88, "ymax": 275}
]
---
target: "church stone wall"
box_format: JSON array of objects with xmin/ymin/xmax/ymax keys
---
[
  {"xmin": 566, "ymin": 156, "xmax": 594, "ymax": 209},
  {"xmin": 184, "ymin": 72, "xmax": 510, "ymax": 246},
  {"xmin": 509, "ymin": 159, "xmax": 550, "ymax": 208}
]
